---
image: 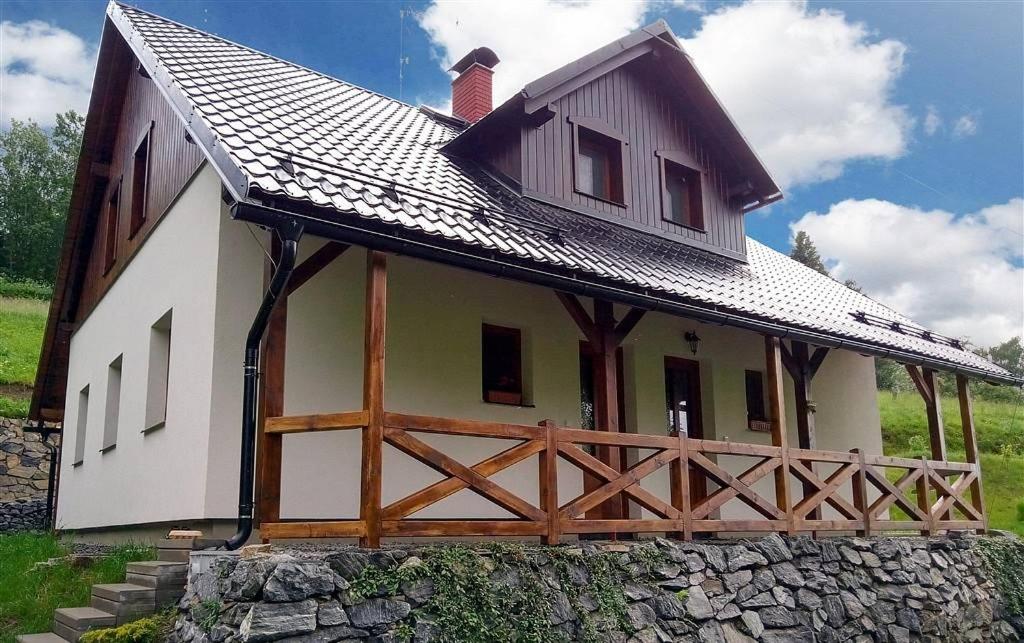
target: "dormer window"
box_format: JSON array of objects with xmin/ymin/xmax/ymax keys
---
[
  {"xmin": 570, "ymin": 116, "xmax": 627, "ymax": 205},
  {"xmin": 658, "ymin": 152, "xmax": 704, "ymax": 231}
]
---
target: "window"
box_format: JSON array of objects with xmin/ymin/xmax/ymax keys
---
[
  {"xmin": 572, "ymin": 120, "xmax": 625, "ymax": 204},
  {"xmin": 74, "ymin": 385, "xmax": 89, "ymax": 466},
  {"xmin": 129, "ymin": 129, "xmax": 151, "ymax": 238},
  {"xmin": 661, "ymin": 158, "xmax": 704, "ymax": 230},
  {"xmin": 103, "ymin": 183, "xmax": 121, "ymax": 275},
  {"xmin": 665, "ymin": 357, "xmax": 702, "ymax": 438},
  {"xmin": 102, "ymin": 356, "xmax": 123, "ymax": 452},
  {"xmin": 745, "ymin": 369, "xmax": 769, "ymax": 428},
  {"xmin": 144, "ymin": 310, "xmax": 172, "ymax": 431},
  {"xmin": 482, "ymin": 323, "xmax": 523, "ymax": 405}
]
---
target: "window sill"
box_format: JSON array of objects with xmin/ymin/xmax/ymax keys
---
[
  {"xmin": 72, "ymin": 461, "xmax": 83, "ymax": 468},
  {"xmin": 99, "ymin": 444, "xmax": 116, "ymax": 454},
  {"xmin": 483, "ymin": 398, "xmax": 536, "ymax": 409},
  {"xmin": 142, "ymin": 419, "xmax": 166, "ymax": 434},
  {"xmin": 661, "ymin": 217, "xmax": 707, "ymax": 234},
  {"xmin": 573, "ymin": 188, "xmax": 627, "ymax": 208}
]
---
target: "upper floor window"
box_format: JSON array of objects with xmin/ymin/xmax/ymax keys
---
[
  {"xmin": 482, "ymin": 323, "xmax": 524, "ymax": 405},
  {"xmin": 103, "ymin": 182, "xmax": 121, "ymax": 275},
  {"xmin": 129, "ymin": 126, "xmax": 152, "ymax": 238},
  {"xmin": 660, "ymin": 155, "xmax": 704, "ymax": 230},
  {"xmin": 571, "ymin": 117, "xmax": 626, "ymax": 205}
]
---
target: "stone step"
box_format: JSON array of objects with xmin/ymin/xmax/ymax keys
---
[
  {"xmin": 125, "ymin": 561, "xmax": 187, "ymax": 578},
  {"xmin": 51, "ymin": 622, "xmax": 84, "ymax": 643},
  {"xmin": 54, "ymin": 607, "xmax": 116, "ymax": 630},
  {"xmin": 90, "ymin": 583, "xmax": 155, "ymax": 604},
  {"xmin": 156, "ymin": 538, "xmax": 194, "ymax": 564},
  {"xmin": 89, "ymin": 596, "xmax": 153, "ymax": 626},
  {"xmin": 16, "ymin": 633, "xmax": 69, "ymax": 643}
]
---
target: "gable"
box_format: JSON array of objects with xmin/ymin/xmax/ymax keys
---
[{"xmin": 518, "ymin": 60, "xmax": 748, "ymax": 258}]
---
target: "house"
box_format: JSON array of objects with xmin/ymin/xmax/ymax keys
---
[{"xmin": 30, "ymin": 2, "xmax": 1019, "ymax": 547}]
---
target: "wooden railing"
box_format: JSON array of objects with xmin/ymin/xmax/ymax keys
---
[{"xmin": 258, "ymin": 411, "xmax": 986, "ymax": 542}]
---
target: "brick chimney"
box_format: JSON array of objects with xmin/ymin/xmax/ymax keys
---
[{"xmin": 449, "ymin": 47, "xmax": 500, "ymax": 124}]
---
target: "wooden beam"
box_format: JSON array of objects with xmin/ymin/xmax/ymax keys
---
[
  {"xmin": 360, "ymin": 251, "xmax": 387, "ymax": 548},
  {"xmin": 764, "ymin": 335, "xmax": 795, "ymax": 534},
  {"xmin": 285, "ymin": 242, "xmax": 350, "ymax": 296},
  {"xmin": 922, "ymin": 368, "xmax": 947, "ymax": 461},
  {"xmin": 262, "ymin": 520, "xmax": 366, "ymax": 539},
  {"xmin": 808, "ymin": 347, "xmax": 830, "ymax": 379},
  {"xmin": 614, "ymin": 307, "xmax": 647, "ymax": 344},
  {"xmin": 265, "ymin": 410, "xmax": 369, "ymax": 434},
  {"xmin": 905, "ymin": 365, "xmax": 932, "ymax": 405},
  {"xmin": 790, "ymin": 342, "xmax": 820, "ymax": 524},
  {"xmin": 540, "ymin": 420, "xmax": 560, "ymax": 544},
  {"xmin": 956, "ymin": 375, "xmax": 987, "ymax": 532},
  {"xmin": 592, "ymin": 299, "xmax": 624, "ymax": 520},
  {"xmin": 555, "ymin": 292, "xmax": 599, "ymax": 346},
  {"xmin": 255, "ymin": 238, "xmax": 286, "ymax": 530}
]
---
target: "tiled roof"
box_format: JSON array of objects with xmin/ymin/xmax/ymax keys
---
[{"xmin": 110, "ymin": 3, "xmax": 1017, "ymax": 384}]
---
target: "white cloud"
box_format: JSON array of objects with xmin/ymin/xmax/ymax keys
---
[
  {"xmin": 1, "ymin": 20, "xmax": 96, "ymax": 127},
  {"xmin": 792, "ymin": 198, "xmax": 1024, "ymax": 347},
  {"xmin": 923, "ymin": 105, "xmax": 942, "ymax": 136},
  {"xmin": 418, "ymin": 0, "xmax": 650, "ymax": 106},
  {"xmin": 681, "ymin": 1, "xmax": 912, "ymax": 188},
  {"xmin": 952, "ymin": 113, "xmax": 979, "ymax": 139}
]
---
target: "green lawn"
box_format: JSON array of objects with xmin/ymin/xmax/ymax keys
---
[
  {"xmin": 879, "ymin": 392, "xmax": 1024, "ymax": 536},
  {"xmin": 0, "ymin": 297, "xmax": 48, "ymax": 418},
  {"xmin": 0, "ymin": 534, "xmax": 153, "ymax": 643}
]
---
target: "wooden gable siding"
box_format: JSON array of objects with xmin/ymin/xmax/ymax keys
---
[
  {"xmin": 77, "ymin": 60, "xmax": 205, "ymax": 319},
  {"xmin": 477, "ymin": 124, "xmax": 522, "ymax": 185},
  {"xmin": 521, "ymin": 62, "xmax": 746, "ymax": 256}
]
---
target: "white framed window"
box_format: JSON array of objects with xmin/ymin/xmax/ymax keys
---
[
  {"xmin": 73, "ymin": 385, "xmax": 90, "ymax": 466},
  {"xmin": 102, "ymin": 355, "xmax": 122, "ymax": 452},
  {"xmin": 144, "ymin": 309, "xmax": 172, "ymax": 432}
]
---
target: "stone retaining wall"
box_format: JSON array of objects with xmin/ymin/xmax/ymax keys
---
[
  {"xmin": 0, "ymin": 416, "xmax": 57, "ymax": 532},
  {"xmin": 172, "ymin": 534, "xmax": 1022, "ymax": 642}
]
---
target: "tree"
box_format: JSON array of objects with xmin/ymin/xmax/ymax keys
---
[
  {"xmin": 0, "ymin": 110, "xmax": 84, "ymax": 284},
  {"xmin": 790, "ymin": 230, "xmax": 829, "ymax": 275},
  {"xmin": 982, "ymin": 336, "xmax": 1024, "ymax": 378}
]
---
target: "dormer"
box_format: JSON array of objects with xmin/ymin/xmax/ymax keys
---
[{"xmin": 443, "ymin": 21, "xmax": 781, "ymax": 261}]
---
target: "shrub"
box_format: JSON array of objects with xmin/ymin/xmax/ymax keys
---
[
  {"xmin": 0, "ymin": 277, "xmax": 52, "ymax": 300},
  {"xmin": 1017, "ymin": 500, "xmax": 1024, "ymax": 524},
  {"xmin": 78, "ymin": 611, "xmax": 174, "ymax": 643}
]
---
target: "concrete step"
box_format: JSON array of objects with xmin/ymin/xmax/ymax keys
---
[
  {"xmin": 54, "ymin": 607, "xmax": 116, "ymax": 630},
  {"xmin": 16, "ymin": 634, "xmax": 69, "ymax": 643},
  {"xmin": 156, "ymin": 539, "xmax": 193, "ymax": 563},
  {"xmin": 125, "ymin": 561, "xmax": 187, "ymax": 589},
  {"xmin": 51, "ymin": 622, "xmax": 85, "ymax": 643},
  {"xmin": 90, "ymin": 583, "xmax": 155, "ymax": 604}
]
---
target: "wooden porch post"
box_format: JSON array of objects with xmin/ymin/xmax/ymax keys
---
[
  {"xmin": 360, "ymin": 251, "xmax": 387, "ymax": 547},
  {"xmin": 956, "ymin": 375, "xmax": 987, "ymax": 532},
  {"xmin": 256, "ymin": 239, "xmax": 287, "ymax": 531},
  {"xmin": 592, "ymin": 300, "xmax": 625, "ymax": 520},
  {"xmin": 765, "ymin": 336, "xmax": 795, "ymax": 535},
  {"xmin": 780, "ymin": 341, "xmax": 829, "ymax": 526},
  {"xmin": 906, "ymin": 365, "xmax": 948, "ymax": 522}
]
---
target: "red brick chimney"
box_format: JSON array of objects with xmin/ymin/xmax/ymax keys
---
[{"xmin": 449, "ymin": 47, "xmax": 500, "ymax": 124}]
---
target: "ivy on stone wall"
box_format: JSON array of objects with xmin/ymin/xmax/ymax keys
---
[{"xmin": 976, "ymin": 536, "xmax": 1024, "ymax": 617}]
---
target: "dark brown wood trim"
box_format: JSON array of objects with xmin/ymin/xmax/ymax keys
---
[
  {"xmin": 285, "ymin": 242, "xmax": 350, "ymax": 296},
  {"xmin": 956, "ymin": 375, "xmax": 987, "ymax": 532},
  {"xmin": 764, "ymin": 335, "xmax": 795, "ymax": 535},
  {"xmin": 255, "ymin": 236, "xmax": 286, "ymax": 528},
  {"xmin": 555, "ymin": 292, "xmax": 599, "ymax": 345},
  {"xmin": 614, "ymin": 307, "xmax": 646, "ymax": 344}
]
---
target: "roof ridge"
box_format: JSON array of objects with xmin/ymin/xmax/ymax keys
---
[{"xmin": 111, "ymin": 1, "xmax": 427, "ymax": 118}]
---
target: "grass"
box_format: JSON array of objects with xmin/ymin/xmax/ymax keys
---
[
  {"xmin": 0, "ymin": 297, "xmax": 48, "ymax": 419},
  {"xmin": 0, "ymin": 533, "xmax": 154, "ymax": 643},
  {"xmin": 879, "ymin": 392, "xmax": 1024, "ymax": 536}
]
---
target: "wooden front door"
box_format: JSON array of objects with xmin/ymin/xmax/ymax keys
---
[{"xmin": 665, "ymin": 356, "xmax": 707, "ymax": 501}]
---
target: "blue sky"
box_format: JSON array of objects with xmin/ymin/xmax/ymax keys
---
[{"xmin": 2, "ymin": 0, "xmax": 1022, "ymax": 345}]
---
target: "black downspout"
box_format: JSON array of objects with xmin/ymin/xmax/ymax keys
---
[
  {"xmin": 223, "ymin": 219, "xmax": 304, "ymax": 550},
  {"xmin": 44, "ymin": 435, "xmax": 58, "ymax": 529}
]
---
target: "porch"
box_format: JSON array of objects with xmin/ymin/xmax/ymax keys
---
[{"xmin": 251, "ymin": 242, "xmax": 987, "ymax": 547}]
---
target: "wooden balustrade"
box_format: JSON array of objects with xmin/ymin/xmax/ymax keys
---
[{"xmin": 257, "ymin": 410, "xmax": 986, "ymax": 543}]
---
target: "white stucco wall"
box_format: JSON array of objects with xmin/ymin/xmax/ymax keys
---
[{"xmin": 57, "ymin": 164, "xmax": 223, "ymax": 530}]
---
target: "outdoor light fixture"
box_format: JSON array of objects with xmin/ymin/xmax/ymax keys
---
[{"xmin": 684, "ymin": 331, "xmax": 701, "ymax": 355}]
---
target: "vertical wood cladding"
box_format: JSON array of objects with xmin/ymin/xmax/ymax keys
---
[
  {"xmin": 521, "ymin": 61, "xmax": 747, "ymax": 256},
  {"xmin": 77, "ymin": 59, "xmax": 205, "ymax": 319}
]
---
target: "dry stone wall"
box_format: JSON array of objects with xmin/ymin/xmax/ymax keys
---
[
  {"xmin": 0, "ymin": 416, "xmax": 57, "ymax": 531},
  {"xmin": 173, "ymin": 533, "xmax": 1022, "ymax": 643}
]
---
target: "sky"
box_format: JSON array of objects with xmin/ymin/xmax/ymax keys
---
[{"xmin": 1, "ymin": 0, "xmax": 1022, "ymax": 347}]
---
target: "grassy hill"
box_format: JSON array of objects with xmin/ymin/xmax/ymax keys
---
[{"xmin": 0, "ymin": 296, "xmax": 47, "ymax": 417}]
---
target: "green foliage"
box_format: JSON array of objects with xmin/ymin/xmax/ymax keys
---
[
  {"xmin": 1, "ymin": 296, "xmax": 48, "ymax": 386},
  {"xmin": 193, "ymin": 600, "xmax": 221, "ymax": 633},
  {"xmin": 0, "ymin": 395, "xmax": 29, "ymax": 419},
  {"xmin": 0, "ymin": 534, "xmax": 154, "ymax": 643},
  {"xmin": 0, "ymin": 111, "xmax": 84, "ymax": 284},
  {"xmin": 78, "ymin": 611, "xmax": 175, "ymax": 643},
  {"xmin": 879, "ymin": 392, "xmax": 1023, "ymax": 456},
  {"xmin": 978, "ymin": 336, "xmax": 1024, "ymax": 379},
  {"xmin": 976, "ymin": 538, "xmax": 1024, "ymax": 617},
  {"xmin": 789, "ymin": 231, "xmax": 829, "ymax": 275},
  {"xmin": 0, "ymin": 277, "xmax": 52, "ymax": 300},
  {"xmin": 1016, "ymin": 500, "xmax": 1024, "ymax": 524}
]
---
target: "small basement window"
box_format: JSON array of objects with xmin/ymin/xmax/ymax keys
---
[
  {"xmin": 74, "ymin": 385, "xmax": 89, "ymax": 466},
  {"xmin": 575, "ymin": 126, "xmax": 624, "ymax": 204},
  {"xmin": 103, "ymin": 183, "xmax": 121, "ymax": 275},
  {"xmin": 144, "ymin": 309, "xmax": 172, "ymax": 432},
  {"xmin": 129, "ymin": 129, "xmax": 151, "ymax": 238},
  {"xmin": 745, "ymin": 369, "xmax": 769, "ymax": 429},
  {"xmin": 661, "ymin": 158, "xmax": 704, "ymax": 230},
  {"xmin": 102, "ymin": 355, "xmax": 122, "ymax": 452},
  {"xmin": 482, "ymin": 323, "xmax": 524, "ymax": 405}
]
